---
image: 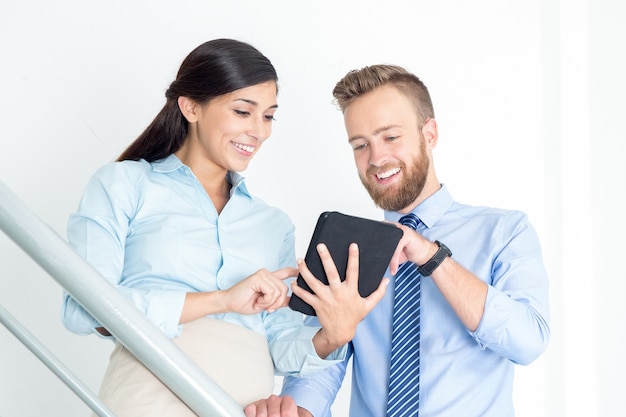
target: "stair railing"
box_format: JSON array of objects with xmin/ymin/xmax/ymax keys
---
[{"xmin": 0, "ymin": 180, "xmax": 245, "ymax": 417}]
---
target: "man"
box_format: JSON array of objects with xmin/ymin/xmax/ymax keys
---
[{"xmin": 246, "ymin": 65, "xmax": 550, "ymax": 417}]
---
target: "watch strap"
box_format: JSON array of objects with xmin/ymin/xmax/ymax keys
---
[{"xmin": 417, "ymin": 240, "xmax": 452, "ymax": 276}]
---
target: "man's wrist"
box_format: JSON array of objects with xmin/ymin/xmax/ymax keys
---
[
  {"xmin": 313, "ymin": 328, "xmax": 348, "ymax": 359},
  {"xmin": 417, "ymin": 240, "xmax": 452, "ymax": 276},
  {"xmin": 298, "ymin": 406, "xmax": 314, "ymax": 417}
]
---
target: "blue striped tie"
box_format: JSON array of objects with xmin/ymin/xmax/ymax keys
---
[{"xmin": 386, "ymin": 213, "xmax": 421, "ymax": 417}]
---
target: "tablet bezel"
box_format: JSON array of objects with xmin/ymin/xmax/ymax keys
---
[{"xmin": 288, "ymin": 211, "xmax": 403, "ymax": 316}]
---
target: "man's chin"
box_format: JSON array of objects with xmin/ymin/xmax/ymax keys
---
[
  {"xmin": 363, "ymin": 180, "xmax": 400, "ymax": 208},
  {"xmin": 367, "ymin": 186, "xmax": 419, "ymax": 212},
  {"xmin": 367, "ymin": 190, "xmax": 396, "ymax": 210}
]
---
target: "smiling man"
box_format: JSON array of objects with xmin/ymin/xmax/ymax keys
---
[{"xmin": 276, "ymin": 65, "xmax": 551, "ymax": 417}]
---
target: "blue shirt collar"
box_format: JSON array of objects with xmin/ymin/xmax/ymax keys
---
[
  {"xmin": 384, "ymin": 184, "xmax": 453, "ymax": 229},
  {"xmin": 150, "ymin": 154, "xmax": 251, "ymax": 198}
]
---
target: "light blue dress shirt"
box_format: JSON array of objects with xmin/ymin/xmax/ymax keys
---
[
  {"xmin": 61, "ymin": 154, "xmax": 345, "ymax": 376},
  {"xmin": 281, "ymin": 184, "xmax": 550, "ymax": 416}
]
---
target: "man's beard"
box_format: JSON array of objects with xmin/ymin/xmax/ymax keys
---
[{"xmin": 359, "ymin": 145, "xmax": 429, "ymax": 212}]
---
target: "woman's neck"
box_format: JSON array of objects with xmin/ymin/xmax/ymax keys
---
[{"xmin": 175, "ymin": 147, "xmax": 231, "ymax": 214}]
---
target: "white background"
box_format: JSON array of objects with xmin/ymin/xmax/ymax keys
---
[{"xmin": 1, "ymin": 1, "xmax": 624, "ymax": 416}]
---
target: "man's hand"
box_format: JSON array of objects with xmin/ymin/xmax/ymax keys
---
[
  {"xmin": 292, "ymin": 242, "xmax": 388, "ymax": 357},
  {"xmin": 388, "ymin": 223, "xmax": 437, "ymax": 275},
  {"xmin": 244, "ymin": 394, "xmax": 298, "ymax": 417}
]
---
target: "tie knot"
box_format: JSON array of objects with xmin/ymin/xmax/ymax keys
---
[{"xmin": 399, "ymin": 213, "xmax": 420, "ymax": 230}]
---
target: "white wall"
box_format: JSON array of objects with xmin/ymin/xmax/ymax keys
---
[{"xmin": 0, "ymin": 1, "xmax": 623, "ymax": 416}]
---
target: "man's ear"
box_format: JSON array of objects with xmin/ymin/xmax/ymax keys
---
[
  {"xmin": 178, "ymin": 96, "xmax": 198, "ymax": 123},
  {"xmin": 422, "ymin": 118, "xmax": 438, "ymax": 148}
]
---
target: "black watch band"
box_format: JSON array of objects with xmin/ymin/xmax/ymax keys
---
[{"xmin": 417, "ymin": 240, "xmax": 452, "ymax": 276}]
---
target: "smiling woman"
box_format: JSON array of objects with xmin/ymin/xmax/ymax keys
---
[
  {"xmin": 58, "ymin": 38, "xmax": 369, "ymax": 416},
  {"xmin": 174, "ymin": 81, "xmax": 278, "ymax": 209}
]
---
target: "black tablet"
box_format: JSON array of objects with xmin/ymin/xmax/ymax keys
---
[{"xmin": 288, "ymin": 211, "xmax": 404, "ymax": 316}]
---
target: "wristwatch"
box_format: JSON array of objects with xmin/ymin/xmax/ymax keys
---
[{"xmin": 417, "ymin": 240, "xmax": 452, "ymax": 276}]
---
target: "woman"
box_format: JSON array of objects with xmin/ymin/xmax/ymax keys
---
[{"xmin": 61, "ymin": 39, "xmax": 386, "ymax": 416}]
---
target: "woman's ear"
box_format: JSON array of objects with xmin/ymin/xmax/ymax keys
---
[
  {"xmin": 422, "ymin": 118, "xmax": 439, "ymax": 148},
  {"xmin": 178, "ymin": 96, "xmax": 198, "ymax": 123}
]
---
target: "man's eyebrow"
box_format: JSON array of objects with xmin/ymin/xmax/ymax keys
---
[{"xmin": 348, "ymin": 125, "xmax": 400, "ymax": 142}]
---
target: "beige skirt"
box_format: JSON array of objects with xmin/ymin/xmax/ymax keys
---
[{"xmin": 95, "ymin": 317, "xmax": 275, "ymax": 417}]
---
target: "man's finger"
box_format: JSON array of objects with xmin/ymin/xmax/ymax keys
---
[
  {"xmin": 316, "ymin": 243, "xmax": 343, "ymax": 288},
  {"xmin": 364, "ymin": 277, "xmax": 390, "ymax": 311},
  {"xmin": 296, "ymin": 257, "xmax": 326, "ymax": 294},
  {"xmin": 291, "ymin": 279, "xmax": 320, "ymax": 308},
  {"xmin": 342, "ymin": 242, "xmax": 360, "ymax": 289}
]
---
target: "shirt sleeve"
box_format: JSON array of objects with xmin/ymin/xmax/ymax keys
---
[
  {"xmin": 264, "ymin": 308, "xmax": 347, "ymax": 376},
  {"xmin": 281, "ymin": 341, "xmax": 352, "ymax": 417},
  {"xmin": 469, "ymin": 211, "xmax": 551, "ymax": 365},
  {"xmin": 263, "ymin": 221, "xmax": 347, "ymax": 375},
  {"xmin": 60, "ymin": 162, "xmax": 186, "ymax": 339}
]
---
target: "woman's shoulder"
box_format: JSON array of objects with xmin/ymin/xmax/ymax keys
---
[
  {"xmin": 231, "ymin": 175, "xmax": 292, "ymax": 222},
  {"xmin": 90, "ymin": 159, "xmax": 152, "ymax": 184},
  {"xmin": 77, "ymin": 160, "xmax": 155, "ymax": 215},
  {"xmin": 253, "ymin": 195, "xmax": 292, "ymax": 219},
  {"xmin": 243, "ymin": 193, "xmax": 294, "ymax": 231}
]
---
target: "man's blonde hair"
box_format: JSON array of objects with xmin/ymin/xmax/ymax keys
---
[{"xmin": 332, "ymin": 64, "xmax": 435, "ymax": 126}]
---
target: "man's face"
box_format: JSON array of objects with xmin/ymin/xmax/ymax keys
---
[{"xmin": 343, "ymin": 85, "xmax": 430, "ymax": 212}]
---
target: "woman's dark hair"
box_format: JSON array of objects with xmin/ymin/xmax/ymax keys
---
[{"xmin": 117, "ymin": 38, "xmax": 278, "ymax": 162}]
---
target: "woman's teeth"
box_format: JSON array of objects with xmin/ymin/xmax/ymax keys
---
[{"xmin": 234, "ymin": 142, "xmax": 255, "ymax": 153}]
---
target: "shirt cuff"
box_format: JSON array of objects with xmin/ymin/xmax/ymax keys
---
[
  {"xmin": 144, "ymin": 289, "xmax": 186, "ymax": 338},
  {"xmin": 468, "ymin": 286, "xmax": 512, "ymax": 348},
  {"xmin": 296, "ymin": 326, "xmax": 348, "ymax": 375}
]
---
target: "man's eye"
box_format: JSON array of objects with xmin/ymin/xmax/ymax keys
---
[{"xmin": 353, "ymin": 143, "xmax": 368, "ymax": 151}]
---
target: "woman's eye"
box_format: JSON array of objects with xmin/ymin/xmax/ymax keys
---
[
  {"xmin": 234, "ymin": 109, "xmax": 250, "ymax": 116},
  {"xmin": 264, "ymin": 114, "xmax": 277, "ymax": 121}
]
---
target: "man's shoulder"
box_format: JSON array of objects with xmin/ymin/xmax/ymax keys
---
[
  {"xmin": 449, "ymin": 200, "xmax": 526, "ymax": 219},
  {"xmin": 446, "ymin": 201, "xmax": 531, "ymax": 234}
]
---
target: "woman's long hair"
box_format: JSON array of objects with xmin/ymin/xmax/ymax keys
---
[{"xmin": 117, "ymin": 39, "xmax": 278, "ymax": 162}]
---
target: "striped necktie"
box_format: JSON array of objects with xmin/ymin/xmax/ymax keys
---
[{"xmin": 386, "ymin": 212, "xmax": 421, "ymax": 417}]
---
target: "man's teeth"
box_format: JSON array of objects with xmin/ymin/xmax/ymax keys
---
[
  {"xmin": 377, "ymin": 167, "xmax": 400, "ymax": 179},
  {"xmin": 234, "ymin": 142, "xmax": 255, "ymax": 153}
]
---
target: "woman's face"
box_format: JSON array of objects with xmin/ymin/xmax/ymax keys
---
[{"xmin": 182, "ymin": 81, "xmax": 278, "ymax": 173}]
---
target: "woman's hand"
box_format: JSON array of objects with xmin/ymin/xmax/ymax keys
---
[
  {"xmin": 180, "ymin": 267, "xmax": 297, "ymax": 323},
  {"xmin": 292, "ymin": 243, "xmax": 388, "ymax": 357},
  {"xmin": 224, "ymin": 267, "xmax": 298, "ymax": 315}
]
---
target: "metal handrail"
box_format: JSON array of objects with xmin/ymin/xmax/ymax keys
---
[
  {"xmin": 0, "ymin": 304, "xmax": 117, "ymax": 417},
  {"xmin": 0, "ymin": 180, "xmax": 245, "ymax": 417}
]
